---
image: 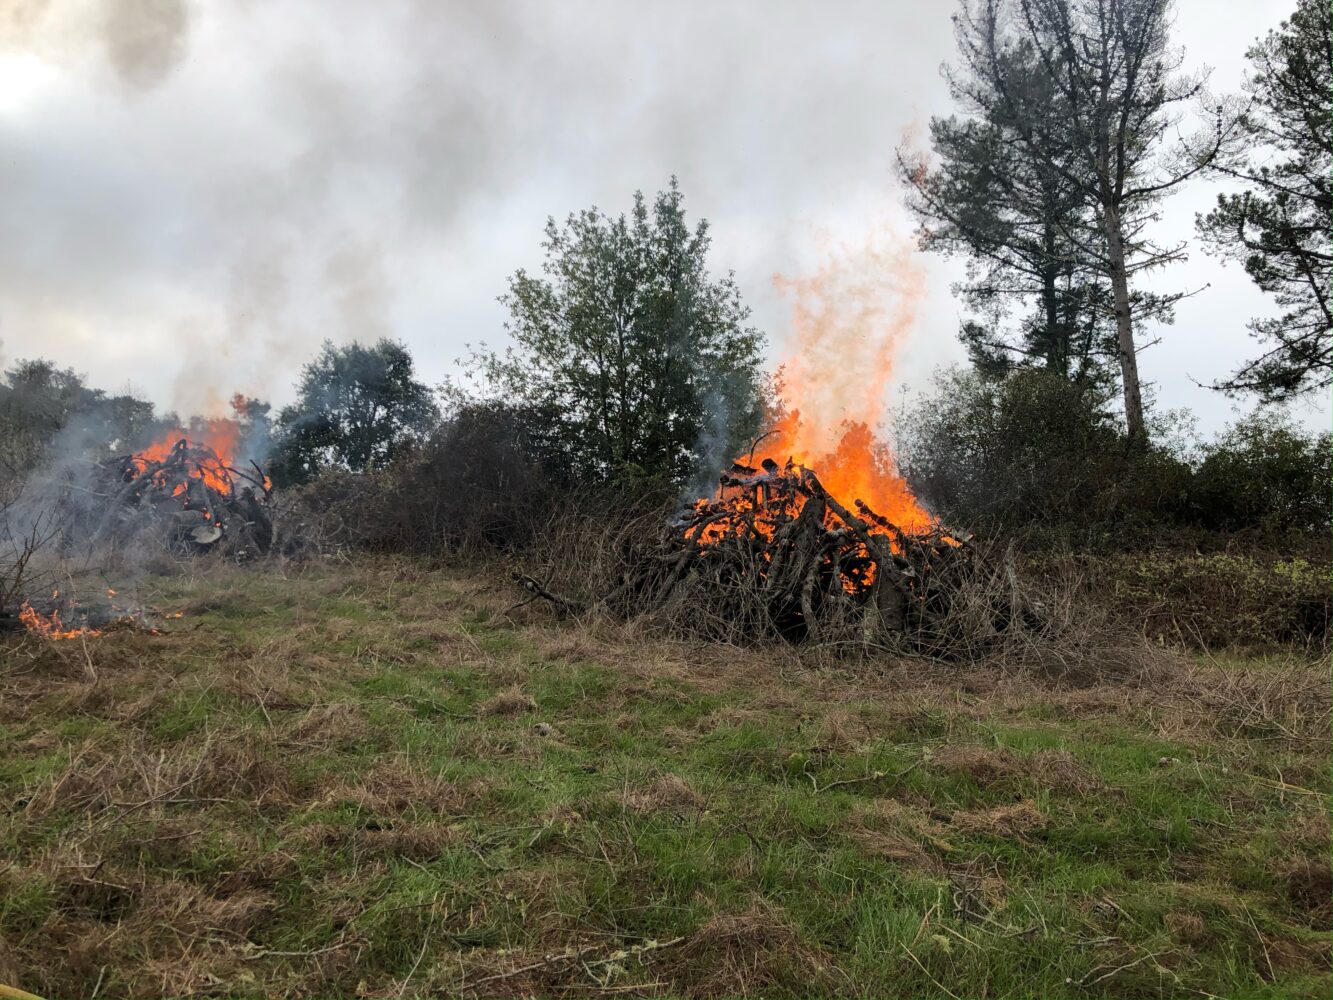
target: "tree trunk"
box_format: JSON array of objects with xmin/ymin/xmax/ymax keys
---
[
  {"xmin": 1101, "ymin": 202, "xmax": 1145, "ymax": 444},
  {"xmin": 1041, "ymin": 261, "xmax": 1061, "ymax": 372}
]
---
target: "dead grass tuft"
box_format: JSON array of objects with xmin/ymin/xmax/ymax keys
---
[
  {"xmin": 950, "ymin": 799, "xmax": 1047, "ymax": 839},
  {"xmin": 1274, "ymin": 857, "xmax": 1332, "ymax": 930},
  {"xmin": 620, "ymin": 773, "xmax": 704, "ymax": 815},
  {"xmin": 320, "ymin": 760, "xmax": 468, "ymax": 815},
  {"xmin": 848, "ymin": 798, "xmax": 954, "ymax": 869},
  {"xmin": 672, "ymin": 902, "xmax": 844, "ymax": 997},
  {"xmin": 479, "ymin": 684, "xmax": 537, "ymax": 716},
  {"xmin": 927, "ymin": 744, "xmax": 1097, "ymax": 793},
  {"xmin": 1164, "ymin": 910, "xmax": 1209, "ymax": 944},
  {"xmin": 285, "ymin": 701, "xmax": 374, "ymax": 749},
  {"xmin": 192, "ymin": 734, "xmax": 302, "ymax": 807},
  {"xmin": 298, "ymin": 820, "xmax": 462, "ymax": 861},
  {"xmin": 814, "ymin": 708, "xmax": 874, "ymax": 752},
  {"xmin": 848, "ymin": 827, "xmax": 940, "ymax": 870}
]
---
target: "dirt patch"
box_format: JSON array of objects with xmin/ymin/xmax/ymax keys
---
[{"xmin": 1260, "ymin": 933, "xmax": 1332, "ymax": 977}]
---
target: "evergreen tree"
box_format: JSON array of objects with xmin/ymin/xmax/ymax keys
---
[
  {"xmin": 947, "ymin": 0, "xmax": 1236, "ymax": 442},
  {"xmin": 1197, "ymin": 0, "xmax": 1331, "ymax": 400}
]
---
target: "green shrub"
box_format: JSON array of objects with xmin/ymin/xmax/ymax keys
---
[
  {"xmin": 1051, "ymin": 550, "xmax": 1330, "ymax": 650},
  {"xmin": 897, "ymin": 368, "xmax": 1192, "ymax": 537},
  {"xmin": 1187, "ymin": 411, "xmax": 1330, "ymax": 532},
  {"xmin": 899, "ymin": 368, "xmax": 1328, "ymax": 547}
]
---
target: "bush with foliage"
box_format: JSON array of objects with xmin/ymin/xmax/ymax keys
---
[
  {"xmin": 897, "ymin": 368, "xmax": 1192, "ymax": 537},
  {"xmin": 1187, "ymin": 411, "xmax": 1330, "ymax": 533},
  {"xmin": 1068, "ymin": 550, "xmax": 1329, "ymax": 650},
  {"xmin": 899, "ymin": 367, "xmax": 1328, "ymax": 545}
]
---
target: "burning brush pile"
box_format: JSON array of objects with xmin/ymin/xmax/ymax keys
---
[
  {"xmin": 3, "ymin": 423, "xmax": 272, "ymax": 639},
  {"xmin": 524, "ymin": 437, "xmax": 1043, "ymax": 658},
  {"xmin": 88, "ymin": 426, "xmax": 274, "ymax": 557}
]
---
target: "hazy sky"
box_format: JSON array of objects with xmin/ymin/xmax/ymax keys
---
[{"xmin": 0, "ymin": 0, "xmax": 1325, "ymax": 436}]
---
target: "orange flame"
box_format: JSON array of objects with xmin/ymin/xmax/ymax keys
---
[
  {"xmin": 129, "ymin": 418, "xmax": 271, "ymax": 499},
  {"xmin": 19, "ymin": 602, "xmax": 102, "ymax": 641},
  {"xmin": 705, "ymin": 230, "xmax": 933, "ymax": 530}
]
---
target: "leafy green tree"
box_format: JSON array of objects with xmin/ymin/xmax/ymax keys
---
[
  {"xmin": 0, "ymin": 359, "xmax": 159, "ymax": 480},
  {"xmin": 469, "ymin": 179, "xmax": 765, "ymax": 488},
  {"xmin": 271, "ymin": 339, "xmax": 439, "ymax": 485},
  {"xmin": 1197, "ymin": 0, "xmax": 1331, "ymax": 401}
]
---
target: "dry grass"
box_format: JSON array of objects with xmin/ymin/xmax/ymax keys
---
[
  {"xmin": 949, "ymin": 799, "xmax": 1047, "ymax": 839},
  {"xmin": 0, "ymin": 556, "xmax": 1327, "ymax": 999},
  {"xmin": 619, "ymin": 773, "xmax": 705, "ymax": 815}
]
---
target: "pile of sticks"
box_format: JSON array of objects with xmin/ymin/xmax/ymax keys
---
[
  {"xmin": 92, "ymin": 439, "xmax": 274, "ymax": 555},
  {"xmin": 521, "ymin": 460, "xmax": 1039, "ymax": 655}
]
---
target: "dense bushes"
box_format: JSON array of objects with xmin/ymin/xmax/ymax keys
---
[
  {"xmin": 895, "ymin": 368, "xmax": 1193, "ymax": 537},
  {"xmin": 1188, "ymin": 413, "xmax": 1330, "ymax": 532},
  {"xmin": 1032, "ymin": 550, "xmax": 1329, "ymax": 651},
  {"xmin": 285, "ymin": 401, "xmax": 667, "ymax": 558},
  {"xmin": 898, "ymin": 368, "xmax": 1329, "ymax": 544}
]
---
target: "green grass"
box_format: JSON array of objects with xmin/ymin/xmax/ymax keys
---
[{"xmin": 0, "ymin": 557, "xmax": 1327, "ymax": 998}]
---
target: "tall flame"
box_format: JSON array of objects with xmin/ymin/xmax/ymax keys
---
[{"xmin": 741, "ymin": 230, "xmax": 931, "ymax": 530}]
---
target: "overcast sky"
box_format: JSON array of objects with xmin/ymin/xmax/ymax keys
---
[{"xmin": 0, "ymin": 0, "xmax": 1325, "ymax": 436}]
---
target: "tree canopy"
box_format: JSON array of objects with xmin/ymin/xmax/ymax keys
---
[
  {"xmin": 0, "ymin": 359, "xmax": 161, "ymax": 482},
  {"xmin": 468, "ymin": 179, "xmax": 766, "ymax": 488},
  {"xmin": 900, "ymin": 39, "xmax": 1123, "ymax": 386},
  {"xmin": 937, "ymin": 0, "xmax": 1236, "ymax": 442},
  {"xmin": 271, "ymin": 339, "xmax": 439, "ymax": 486}
]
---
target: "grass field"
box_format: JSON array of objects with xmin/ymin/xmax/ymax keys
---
[{"xmin": 1, "ymin": 558, "xmax": 1328, "ymax": 998}]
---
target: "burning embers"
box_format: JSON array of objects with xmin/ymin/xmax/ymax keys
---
[
  {"xmin": 13, "ymin": 588, "xmax": 181, "ymax": 641},
  {"xmin": 18, "ymin": 598, "xmax": 103, "ymax": 640}
]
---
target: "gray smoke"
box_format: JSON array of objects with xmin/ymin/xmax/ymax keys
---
[{"xmin": 103, "ymin": 0, "xmax": 190, "ymax": 90}]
